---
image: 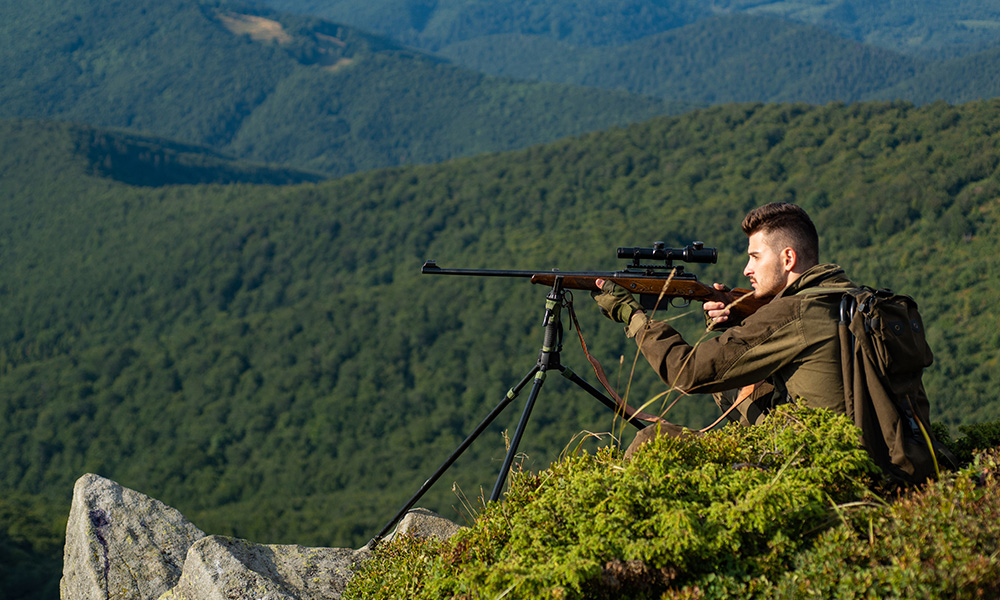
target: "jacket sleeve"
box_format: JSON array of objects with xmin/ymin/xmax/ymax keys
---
[{"xmin": 634, "ymin": 297, "xmax": 806, "ymax": 395}]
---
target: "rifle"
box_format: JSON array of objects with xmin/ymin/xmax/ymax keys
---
[
  {"xmin": 375, "ymin": 242, "xmax": 762, "ymax": 543},
  {"xmin": 422, "ymin": 241, "xmax": 767, "ymax": 323}
]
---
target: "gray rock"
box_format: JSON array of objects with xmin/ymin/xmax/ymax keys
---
[
  {"xmin": 157, "ymin": 536, "xmax": 365, "ymax": 600},
  {"xmin": 59, "ymin": 474, "xmax": 464, "ymax": 600},
  {"xmin": 60, "ymin": 473, "xmax": 206, "ymax": 600},
  {"xmin": 386, "ymin": 507, "xmax": 463, "ymax": 542}
]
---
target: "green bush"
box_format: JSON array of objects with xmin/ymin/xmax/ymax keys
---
[
  {"xmin": 345, "ymin": 404, "xmax": 879, "ymax": 599},
  {"xmin": 346, "ymin": 406, "xmax": 1000, "ymax": 599},
  {"xmin": 773, "ymin": 450, "xmax": 1000, "ymax": 600}
]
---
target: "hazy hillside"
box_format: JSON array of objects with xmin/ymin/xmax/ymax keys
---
[
  {"xmin": 258, "ymin": 0, "xmax": 713, "ymax": 50},
  {"xmin": 260, "ymin": 0, "xmax": 1000, "ymax": 59},
  {"xmin": 0, "ymin": 0, "xmax": 681, "ymax": 177},
  {"xmin": 263, "ymin": 0, "xmax": 1000, "ymax": 106},
  {"xmin": 730, "ymin": 0, "xmax": 1000, "ymax": 60},
  {"xmin": 439, "ymin": 14, "xmax": 925, "ymax": 105},
  {"xmin": 82, "ymin": 124, "xmax": 327, "ymax": 186},
  {"xmin": 870, "ymin": 46, "xmax": 1000, "ymax": 105}
]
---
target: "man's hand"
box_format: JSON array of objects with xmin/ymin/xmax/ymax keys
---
[
  {"xmin": 592, "ymin": 278, "xmax": 642, "ymax": 324},
  {"xmin": 704, "ymin": 283, "xmax": 732, "ymax": 326}
]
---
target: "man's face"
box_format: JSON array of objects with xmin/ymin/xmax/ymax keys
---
[{"xmin": 743, "ymin": 230, "xmax": 790, "ymax": 299}]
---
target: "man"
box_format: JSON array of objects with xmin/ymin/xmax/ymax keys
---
[{"xmin": 593, "ymin": 202, "xmax": 856, "ymax": 428}]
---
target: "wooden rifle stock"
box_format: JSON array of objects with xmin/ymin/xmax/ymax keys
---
[{"xmin": 529, "ymin": 272, "xmax": 768, "ymax": 323}]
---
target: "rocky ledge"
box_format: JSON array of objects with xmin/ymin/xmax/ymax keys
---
[{"xmin": 60, "ymin": 474, "xmax": 461, "ymax": 600}]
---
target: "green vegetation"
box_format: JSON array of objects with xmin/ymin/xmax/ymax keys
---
[
  {"xmin": 438, "ymin": 15, "xmax": 926, "ymax": 105},
  {"xmin": 0, "ymin": 495, "xmax": 64, "ymax": 600},
  {"xmin": 263, "ymin": 0, "xmax": 1000, "ymax": 99},
  {"xmin": 870, "ymin": 47, "xmax": 1000, "ymax": 105},
  {"xmin": 344, "ymin": 405, "xmax": 1000, "ymax": 599},
  {"xmin": 733, "ymin": 0, "xmax": 1000, "ymax": 60},
  {"xmin": 262, "ymin": 0, "xmax": 1000, "ymax": 60},
  {"xmin": 7, "ymin": 0, "xmax": 1000, "ymax": 186},
  {"xmin": 0, "ymin": 0, "xmax": 679, "ymax": 177},
  {"xmin": 2, "ymin": 97, "xmax": 1000, "ymax": 595},
  {"xmin": 260, "ymin": 0, "xmax": 712, "ymax": 50}
]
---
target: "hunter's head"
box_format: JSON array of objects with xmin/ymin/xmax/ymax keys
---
[{"xmin": 740, "ymin": 202, "xmax": 819, "ymax": 299}]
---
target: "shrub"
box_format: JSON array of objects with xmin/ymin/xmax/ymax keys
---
[
  {"xmin": 345, "ymin": 403, "xmax": 879, "ymax": 599},
  {"xmin": 772, "ymin": 449, "xmax": 1000, "ymax": 599}
]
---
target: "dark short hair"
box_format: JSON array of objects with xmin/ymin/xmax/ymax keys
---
[{"xmin": 741, "ymin": 202, "xmax": 819, "ymax": 265}]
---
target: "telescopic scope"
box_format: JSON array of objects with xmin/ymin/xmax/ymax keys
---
[{"xmin": 617, "ymin": 241, "xmax": 717, "ymax": 265}]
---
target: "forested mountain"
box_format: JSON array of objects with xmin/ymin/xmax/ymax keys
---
[
  {"xmin": 2, "ymin": 99, "xmax": 999, "ymax": 598},
  {"xmin": 7, "ymin": 0, "xmax": 1000, "ymax": 186},
  {"xmin": 439, "ymin": 15, "xmax": 926, "ymax": 105},
  {"xmin": 261, "ymin": 0, "xmax": 710, "ymax": 50},
  {"xmin": 728, "ymin": 0, "xmax": 1000, "ymax": 60},
  {"xmin": 0, "ymin": 0, "xmax": 679, "ymax": 177},
  {"xmin": 870, "ymin": 46, "xmax": 1000, "ymax": 105},
  {"xmin": 259, "ymin": 0, "xmax": 1000, "ymax": 59},
  {"xmin": 426, "ymin": 17, "xmax": 1000, "ymax": 106},
  {"xmin": 264, "ymin": 0, "xmax": 1000, "ymax": 105}
]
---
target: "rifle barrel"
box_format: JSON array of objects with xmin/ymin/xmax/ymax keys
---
[
  {"xmin": 421, "ymin": 261, "xmax": 539, "ymax": 278},
  {"xmin": 421, "ymin": 261, "xmax": 619, "ymax": 280}
]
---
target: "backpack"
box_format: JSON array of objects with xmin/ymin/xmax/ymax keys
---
[{"xmin": 838, "ymin": 287, "xmax": 952, "ymax": 484}]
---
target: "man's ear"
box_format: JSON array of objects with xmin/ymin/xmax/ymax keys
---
[{"xmin": 781, "ymin": 247, "xmax": 798, "ymax": 272}]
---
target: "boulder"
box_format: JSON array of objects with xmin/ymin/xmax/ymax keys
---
[
  {"xmin": 60, "ymin": 473, "xmax": 206, "ymax": 600},
  {"xmin": 384, "ymin": 507, "xmax": 463, "ymax": 542},
  {"xmin": 60, "ymin": 474, "xmax": 463, "ymax": 600},
  {"xmin": 157, "ymin": 536, "xmax": 364, "ymax": 600}
]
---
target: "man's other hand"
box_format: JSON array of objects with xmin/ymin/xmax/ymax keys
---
[
  {"xmin": 704, "ymin": 283, "xmax": 732, "ymax": 326},
  {"xmin": 592, "ymin": 279, "xmax": 642, "ymax": 324}
]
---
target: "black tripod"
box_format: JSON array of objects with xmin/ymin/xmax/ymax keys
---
[{"xmin": 373, "ymin": 276, "xmax": 646, "ymax": 543}]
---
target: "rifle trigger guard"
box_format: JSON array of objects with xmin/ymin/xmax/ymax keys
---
[{"xmin": 671, "ymin": 297, "xmax": 691, "ymax": 309}]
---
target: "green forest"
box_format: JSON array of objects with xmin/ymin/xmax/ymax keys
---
[
  {"xmin": 263, "ymin": 0, "xmax": 1000, "ymax": 102},
  {"xmin": 0, "ymin": 0, "xmax": 680, "ymax": 178},
  {"xmin": 263, "ymin": 0, "xmax": 1000, "ymax": 60},
  {"xmin": 4, "ymin": 1, "xmax": 1000, "ymax": 597},
  {"xmin": 2, "ymin": 97, "xmax": 1000, "ymax": 595},
  {"xmin": 437, "ymin": 14, "xmax": 928, "ymax": 105},
  {"xmin": 8, "ymin": 0, "xmax": 1000, "ymax": 188}
]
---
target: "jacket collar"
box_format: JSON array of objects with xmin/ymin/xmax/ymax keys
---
[{"xmin": 776, "ymin": 263, "xmax": 854, "ymax": 299}]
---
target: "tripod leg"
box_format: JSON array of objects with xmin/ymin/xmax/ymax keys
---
[
  {"xmin": 372, "ymin": 366, "xmax": 540, "ymax": 543},
  {"xmin": 489, "ymin": 370, "xmax": 547, "ymax": 502},
  {"xmin": 489, "ymin": 366, "xmax": 648, "ymax": 502}
]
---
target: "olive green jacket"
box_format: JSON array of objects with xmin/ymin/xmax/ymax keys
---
[{"xmin": 633, "ymin": 263, "xmax": 856, "ymax": 417}]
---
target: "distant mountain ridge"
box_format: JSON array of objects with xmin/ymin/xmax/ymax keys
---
[
  {"xmin": 439, "ymin": 14, "xmax": 927, "ymax": 105},
  {"xmin": 263, "ymin": 0, "xmax": 1000, "ymax": 105},
  {"xmin": 0, "ymin": 0, "xmax": 681, "ymax": 177},
  {"xmin": 428, "ymin": 14, "xmax": 1000, "ymax": 106},
  {"xmin": 6, "ymin": 0, "xmax": 1000, "ymax": 181},
  {"xmin": 261, "ymin": 0, "xmax": 1000, "ymax": 59}
]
